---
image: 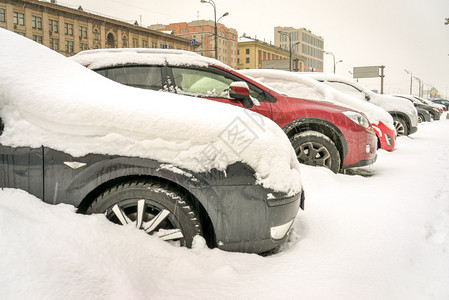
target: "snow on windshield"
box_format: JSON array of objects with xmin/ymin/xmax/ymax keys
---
[
  {"xmin": 0, "ymin": 29, "xmax": 301, "ymax": 195},
  {"xmin": 240, "ymin": 69, "xmax": 394, "ymax": 130}
]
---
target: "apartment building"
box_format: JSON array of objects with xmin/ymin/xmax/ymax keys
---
[
  {"xmin": 274, "ymin": 26, "xmax": 324, "ymax": 72},
  {"xmin": 0, "ymin": 0, "xmax": 196, "ymax": 57},
  {"xmin": 237, "ymin": 36, "xmax": 304, "ymax": 72},
  {"xmin": 149, "ymin": 20, "xmax": 238, "ymax": 68}
]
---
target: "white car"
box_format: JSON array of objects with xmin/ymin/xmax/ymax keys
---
[
  {"xmin": 302, "ymin": 73, "xmax": 419, "ymax": 136},
  {"xmin": 240, "ymin": 69, "xmax": 396, "ymax": 151}
]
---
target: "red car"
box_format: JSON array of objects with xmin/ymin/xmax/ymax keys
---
[{"xmin": 72, "ymin": 49, "xmax": 377, "ymax": 173}]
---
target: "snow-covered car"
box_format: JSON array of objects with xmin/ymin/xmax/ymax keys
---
[
  {"xmin": 393, "ymin": 95, "xmax": 442, "ymax": 121},
  {"xmin": 71, "ymin": 49, "xmax": 378, "ymax": 174},
  {"xmin": 431, "ymin": 99, "xmax": 449, "ymax": 111},
  {"xmin": 240, "ymin": 69, "xmax": 396, "ymax": 151},
  {"xmin": 0, "ymin": 29, "xmax": 305, "ymax": 254},
  {"xmin": 415, "ymin": 97, "xmax": 445, "ymax": 114},
  {"xmin": 303, "ymin": 73, "xmax": 419, "ymax": 136}
]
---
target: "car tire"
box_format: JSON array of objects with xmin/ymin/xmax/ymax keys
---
[
  {"xmin": 87, "ymin": 180, "xmax": 202, "ymax": 248},
  {"xmin": 417, "ymin": 114, "xmax": 424, "ymax": 123},
  {"xmin": 393, "ymin": 116, "xmax": 408, "ymax": 136},
  {"xmin": 290, "ymin": 131, "xmax": 341, "ymax": 173}
]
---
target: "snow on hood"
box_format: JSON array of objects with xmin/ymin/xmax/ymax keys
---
[
  {"xmin": 303, "ymin": 72, "xmax": 418, "ymax": 124},
  {"xmin": 71, "ymin": 47, "xmax": 232, "ymax": 71},
  {"xmin": 240, "ymin": 69, "xmax": 394, "ymax": 130},
  {"xmin": 0, "ymin": 29, "xmax": 301, "ymax": 195}
]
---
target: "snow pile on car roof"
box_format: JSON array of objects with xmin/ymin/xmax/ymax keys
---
[
  {"xmin": 240, "ymin": 69, "xmax": 394, "ymax": 130},
  {"xmin": 71, "ymin": 47, "xmax": 232, "ymax": 71},
  {"xmin": 0, "ymin": 29, "xmax": 301, "ymax": 195}
]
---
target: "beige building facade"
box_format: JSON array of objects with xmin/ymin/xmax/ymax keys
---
[
  {"xmin": 237, "ymin": 36, "xmax": 304, "ymax": 72},
  {"xmin": 149, "ymin": 20, "xmax": 238, "ymax": 68},
  {"xmin": 274, "ymin": 26, "xmax": 324, "ymax": 72},
  {"xmin": 0, "ymin": 0, "xmax": 196, "ymax": 57}
]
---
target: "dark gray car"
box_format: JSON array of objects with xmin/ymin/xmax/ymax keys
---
[{"xmin": 0, "ymin": 120, "xmax": 304, "ymax": 253}]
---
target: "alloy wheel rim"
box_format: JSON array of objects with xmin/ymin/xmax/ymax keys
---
[
  {"xmin": 296, "ymin": 141, "xmax": 332, "ymax": 168},
  {"xmin": 105, "ymin": 199, "xmax": 184, "ymax": 244}
]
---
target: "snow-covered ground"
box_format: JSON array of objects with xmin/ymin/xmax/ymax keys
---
[{"xmin": 1, "ymin": 116, "xmax": 448, "ymax": 300}]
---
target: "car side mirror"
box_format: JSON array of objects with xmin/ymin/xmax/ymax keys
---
[
  {"xmin": 229, "ymin": 82, "xmax": 250, "ymax": 100},
  {"xmin": 229, "ymin": 82, "xmax": 260, "ymax": 108},
  {"xmin": 365, "ymin": 94, "xmax": 371, "ymax": 101}
]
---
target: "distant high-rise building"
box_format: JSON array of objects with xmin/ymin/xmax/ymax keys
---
[
  {"xmin": 149, "ymin": 20, "xmax": 238, "ymax": 68},
  {"xmin": 274, "ymin": 26, "xmax": 324, "ymax": 72}
]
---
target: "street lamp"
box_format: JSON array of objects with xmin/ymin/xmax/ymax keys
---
[
  {"xmin": 278, "ymin": 31, "xmax": 297, "ymax": 71},
  {"xmin": 324, "ymin": 51, "xmax": 342, "ymax": 74},
  {"xmin": 404, "ymin": 69, "xmax": 413, "ymax": 95},
  {"xmin": 201, "ymin": 0, "xmax": 228, "ymax": 60}
]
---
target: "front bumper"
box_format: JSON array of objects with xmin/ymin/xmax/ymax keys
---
[
  {"xmin": 210, "ymin": 186, "xmax": 304, "ymax": 254},
  {"xmin": 341, "ymin": 126, "xmax": 378, "ymax": 169}
]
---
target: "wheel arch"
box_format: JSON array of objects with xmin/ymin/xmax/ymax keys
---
[
  {"xmin": 389, "ymin": 111, "xmax": 411, "ymax": 129},
  {"xmin": 282, "ymin": 118, "xmax": 348, "ymax": 159}
]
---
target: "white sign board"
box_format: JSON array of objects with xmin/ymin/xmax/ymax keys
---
[{"xmin": 353, "ymin": 66, "xmax": 380, "ymax": 79}]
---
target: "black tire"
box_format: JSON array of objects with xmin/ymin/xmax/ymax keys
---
[
  {"xmin": 290, "ymin": 131, "xmax": 341, "ymax": 173},
  {"xmin": 393, "ymin": 116, "xmax": 408, "ymax": 136},
  {"xmin": 87, "ymin": 180, "xmax": 202, "ymax": 248}
]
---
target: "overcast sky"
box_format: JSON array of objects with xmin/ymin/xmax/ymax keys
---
[{"xmin": 59, "ymin": 0, "xmax": 449, "ymax": 97}]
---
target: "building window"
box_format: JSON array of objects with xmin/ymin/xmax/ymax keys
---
[
  {"xmin": 49, "ymin": 19, "xmax": 59, "ymax": 33},
  {"xmin": 65, "ymin": 40, "xmax": 74, "ymax": 53},
  {"xmin": 32, "ymin": 16, "xmax": 42, "ymax": 30},
  {"xmin": 49, "ymin": 38, "xmax": 59, "ymax": 51},
  {"xmin": 246, "ymin": 57, "xmax": 250, "ymax": 63},
  {"xmin": 79, "ymin": 26, "xmax": 87, "ymax": 39},
  {"xmin": 245, "ymin": 48, "xmax": 250, "ymax": 54},
  {"xmin": 132, "ymin": 38, "xmax": 138, "ymax": 48},
  {"xmin": 142, "ymin": 40, "xmax": 148, "ymax": 48},
  {"xmin": 122, "ymin": 36, "xmax": 127, "ymax": 46},
  {"xmin": 0, "ymin": 8, "xmax": 5, "ymax": 22},
  {"xmin": 79, "ymin": 43, "xmax": 88, "ymax": 52},
  {"xmin": 94, "ymin": 29, "xmax": 99, "ymax": 40},
  {"xmin": 32, "ymin": 35, "xmax": 43, "ymax": 44},
  {"xmin": 64, "ymin": 23, "xmax": 73, "ymax": 36},
  {"xmin": 13, "ymin": 12, "xmax": 25, "ymax": 26}
]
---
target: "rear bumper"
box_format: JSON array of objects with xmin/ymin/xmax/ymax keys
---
[{"xmin": 371, "ymin": 122, "xmax": 396, "ymax": 151}]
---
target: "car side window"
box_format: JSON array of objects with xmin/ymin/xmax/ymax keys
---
[
  {"xmin": 95, "ymin": 66, "xmax": 163, "ymax": 91},
  {"xmin": 171, "ymin": 67, "xmax": 269, "ymax": 102},
  {"xmin": 325, "ymin": 81, "xmax": 365, "ymax": 100}
]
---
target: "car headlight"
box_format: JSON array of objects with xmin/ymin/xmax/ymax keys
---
[{"xmin": 342, "ymin": 111, "xmax": 370, "ymax": 128}]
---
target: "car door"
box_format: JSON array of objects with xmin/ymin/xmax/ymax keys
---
[
  {"xmin": 95, "ymin": 65, "xmax": 168, "ymax": 91},
  {"xmin": 168, "ymin": 66, "xmax": 273, "ymax": 120},
  {"xmin": 0, "ymin": 117, "xmax": 44, "ymax": 199}
]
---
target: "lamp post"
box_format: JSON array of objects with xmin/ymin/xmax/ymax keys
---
[
  {"xmin": 201, "ymin": 0, "xmax": 228, "ymax": 60},
  {"xmin": 404, "ymin": 69, "xmax": 413, "ymax": 95},
  {"xmin": 278, "ymin": 31, "xmax": 297, "ymax": 71},
  {"xmin": 324, "ymin": 51, "xmax": 342, "ymax": 74}
]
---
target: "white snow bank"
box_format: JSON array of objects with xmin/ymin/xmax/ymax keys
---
[
  {"xmin": 0, "ymin": 29, "xmax": 301, "ymax": 195},
  {"xmin": 241, "ymin": 69, "xmax": 394, "ymax": 130}
]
